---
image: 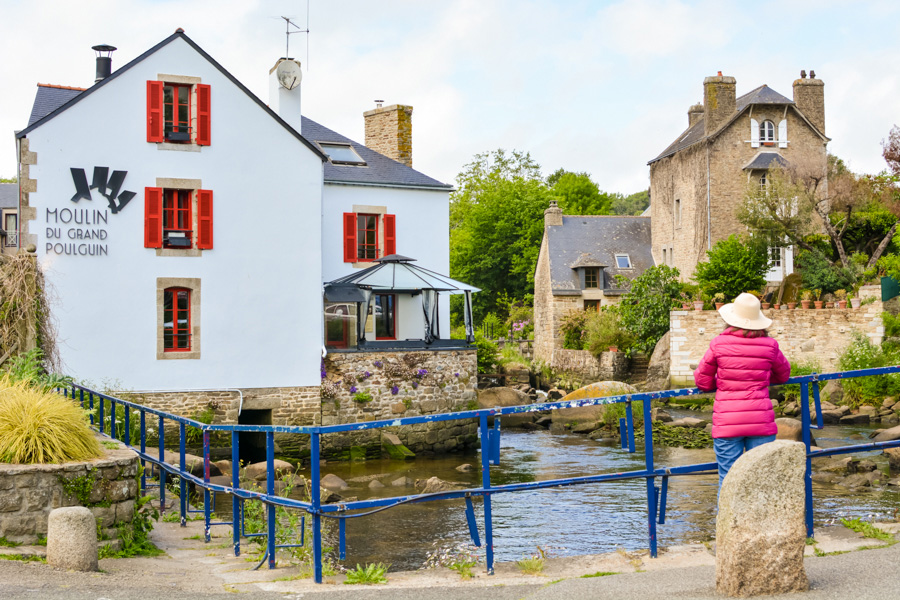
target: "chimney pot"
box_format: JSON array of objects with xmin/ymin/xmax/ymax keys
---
[
  {"xmin": 91, "ymin": 44, "xmax": 117, "ymax": 83},
  {"xmin": 703, "ymin": 73, "xmax": 736, "ymax": 135},
  {"xmin": 364, "ymin": 103, "xmax": 414, "ymax": 168},
  {"xmin": 793, "ymin": 73, "xmax": 825, "ymax": 134}
]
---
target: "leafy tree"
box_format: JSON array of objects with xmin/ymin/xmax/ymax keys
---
[
  {"xmin": 611, "ymin": 189, "xmax": 650, "ymax": 215},
  {"xmin": 693, "ymin": 234, "xmax": 770, "ymax": 301},
  {"xmin": 548, "ymin": 170, "xmax": 611, "ymax": 215},
  {"xmin": 615, "ymin": 265, "xmax": 682, "ymax": 355},
  {"xmin": 0, "ymin": 177, "xmax": 16, "ymax": 183},
  {"xmin": 797, "ymin": 250, "xmax": 857, "ymax": 295},
  {"xmin": 450, "ymin": 150, "xmax": 552, "ymax": 321}
]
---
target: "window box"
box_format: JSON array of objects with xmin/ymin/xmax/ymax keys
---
[
  {"xmin": 163, "ymin": 231, "xmax": 193, "ymax": 248},
  {"xmin": 165, "ymin": 130, "xmax": 192, "ymax": 142}
]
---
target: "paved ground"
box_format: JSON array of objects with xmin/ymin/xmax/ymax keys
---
[{"xmin": 1, "ymin": 519, "xmax": 898, "ymax": 599}]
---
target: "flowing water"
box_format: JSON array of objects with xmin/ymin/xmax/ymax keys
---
[{"xmin": 215, "ymin": 410, "xmax": 900, "ymax": 570}]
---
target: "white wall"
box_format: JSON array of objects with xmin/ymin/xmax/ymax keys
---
[
  {"xmin": 25, "ymin": 37, "xmax": 325, "ymax": 390},
  {"xmin": 321, "ymin": 183, "xmax": 451, "ymax": 336}
]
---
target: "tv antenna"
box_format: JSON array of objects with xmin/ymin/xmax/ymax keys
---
[{"xmin": 281, "ymin": 5, "xmax": 309, "ymax": 67}]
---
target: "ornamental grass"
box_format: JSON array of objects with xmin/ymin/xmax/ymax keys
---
[{"xmin": 0, "ymin": 376, "xmax": 101, "ymax": 464}]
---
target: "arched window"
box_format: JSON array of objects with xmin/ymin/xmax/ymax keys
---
[
  {"xmin": 760, "ymin": 120, "xmax": 776, "ymax": 146},
  {"xmin": 759, "ymin": 172, "xmax": 768, "ymax": 191}
]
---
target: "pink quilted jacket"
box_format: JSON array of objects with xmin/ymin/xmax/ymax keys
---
[{"xmin": 693, "ymin": 329, "xmax": 791, "ymax": 438}]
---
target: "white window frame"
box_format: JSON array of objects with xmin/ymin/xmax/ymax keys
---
[{"xmin": 615, "ymin": 254, "xmax": 632, "ymax": 269}]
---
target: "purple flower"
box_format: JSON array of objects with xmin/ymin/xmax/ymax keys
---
[
  {"xmin": 364, "ymin": 371, "xmax": 371, "ymax": 378},
  {"xmin": 320, "ymin": 359, "xmax": 327, "ymax": 380},
  {"xmin": 454, "ymin": 372, "xmax": 460, "ymax": 377},
  {"xmin": 373, "ymin": 361, "xmax": 383, "ymax": 368},
  {"xmin": 416, "ymin": 368, "xmax": 428, "ymax": 378},
  {"xmin": 391, "ymin": 385, "xmax": 399, "ymax": 395},
  {"xmin": 349, "ymin": 386, "xmax": 357, "ymax": 393},
  {"xmin": 412, "ymin": 381, "xmax": 418, "ymax": 389}
]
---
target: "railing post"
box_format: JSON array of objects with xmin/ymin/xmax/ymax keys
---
[
  {"xmin": 642, "ymin": 397, "xmax": 658, "ymax": 558},
  {"xmin": 88, "ymin": 392, "xmax": 94, "ymax": 426},
  {"xmin": 479, "ymin": 413, "xmax": 495, "ymax": 575},
  {"xmin": 158, "ymin": 415, "xmax": 166, "ymax": 511},
  {"xmin": 110, "ymin": 399, "xmax": 117, "ymax": 440},
  {"xmin": 99, "ymin": 395, "xmax": 105, "ymax": 436},
  {"xmin": 800, "ymin": 381, "xmax": 814, "ymax": 538},
  {"xmin": 203, "ymin": 430, "xmax": 211, "ymax": 543},
  {"xmin": 311, "ymin": 431, "xmax": 322, "ymax": 583},
  {"xmin": 266, "ymin": 431, "xmax": 276, "ymax": 569},
  {"xmin": 232, "ymin": 430, "xmax": 240, "ymax": 557},
  {"xmin": 79, "ymin": 388, "xmax": 84, "ymax": 411},
  {"xmin": 124, "ymin": 407, "xmax": 131, "ymax": 447},
  {"xmin": 140, "ymin": 410, "xmax": 146, "ymax": 494},
  {"xmin": 180, "ymin": 423, "xmax": 187, "ymax": 527}
]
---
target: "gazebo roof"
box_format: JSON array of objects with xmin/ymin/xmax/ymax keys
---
[{"xmin": 325, "ymin": 255, "xmax": 480, "ymax": 294}]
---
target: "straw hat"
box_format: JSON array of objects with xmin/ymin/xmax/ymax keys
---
[{"xmin": 718, "ymin": 292, "xmax": 772, "ymax": 330}]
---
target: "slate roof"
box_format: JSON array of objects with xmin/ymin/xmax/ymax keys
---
[
  {"xmin": 302, "ymin": 117, "xmax": 451, "ymax": 190},
  {"xmin": 0, "ymin": 183, "xmax": 17, "ymax": 209},
  {"xmin": 546, "ymin": 216, "xmax": 654, "ymax": 294},
  {"xmin": 743, "ymin": 152, "xmax": 789, "ymax": 170},
  {"xmin": 27, "ymin": 84, "xmax": 85, "ymax": 127},
  {"xmin": 649, "ymin": 85, "xmax": 801, "ymax": 165}
]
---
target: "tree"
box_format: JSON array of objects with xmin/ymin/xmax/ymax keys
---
[
  {"xmin": 693, "ymin": 234, "xmax": 770, "ymax": 301},
  {"xmin": 450, "ymin": 150, "xmax": 552, "ymax": 321},
  {"xmin": 615, "ymin": 265, "xmax": 682, "ymax": 355},
  {"xmin": 0, "ymin": 177, "xmax": 16, "ymax": 183},
  {"xmin": 739, "ymin": 153, "xmax": 898, "ymax": 271},
  {"xmin": 611, "ymin": 189, "xmax": 650, "ymax": 215},
  {"xmin": 547, "ymin": 169, "xmax": 612, "ymax": 215}
]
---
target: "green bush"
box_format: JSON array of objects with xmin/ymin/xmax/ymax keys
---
[
  {"xmin": 584, "ymin": 308, "xmax": 634, "ymax": 356},
  {"xmin": 781, "ymin": 360, "xmax": 823, "ymax": 403},
  {"xmin": 616, "ymin": 265, "xmax": 682, "ymax": 355},
  {"xmin": 558, "ymin": 309, "xmax": 590, "ymax": 350},
  {"xmin": 693, "ymin": 234, "xmax": 769, "ymax": 301},
  {"xmin": 479, "ymin": 313, "xmax": 503, "ymax": 339},
  {"xmin": 1, "ymin": 348, "xmax": 73, "ymax": 392},
  {"xmin": 837, "ymin": 333, "xmax": 900, "ymax": 406},
  {"xmin": 798, "ymin": 251, "xmax": 857, "ymax": 295},
  {"xmin": 505, "ymin": 302, "xmax": 534, "ymax": 339},
  {"xmin": 473, "ymin": 332, "xmax": 499, "ymax": 374}
]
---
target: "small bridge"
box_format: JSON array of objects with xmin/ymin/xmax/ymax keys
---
[{"xmin": 61, "ymin": 366, "xmax": 900, "ymax": 583}]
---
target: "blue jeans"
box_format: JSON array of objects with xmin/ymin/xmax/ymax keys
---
[{"xmin": 714, "ymin": 435, "xmax": 776, "ymax": 489}]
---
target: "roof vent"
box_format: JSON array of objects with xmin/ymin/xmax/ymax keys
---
[{"xmin": 92, "ymin": 44, "xmax": 117, "ymax": 83}]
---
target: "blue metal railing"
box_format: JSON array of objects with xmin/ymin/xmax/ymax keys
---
[{"xmin": 62, "ymin": 365, "xmax": 900, "ymax": 582}]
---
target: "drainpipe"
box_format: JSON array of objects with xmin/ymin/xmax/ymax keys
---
[
  {"xmin": 110, "ymin": 388, "xmax": 245, "ymax": 416},
  {"xmin": 706, "ymin": 143, "xmax": 711, "ymax": 250}
]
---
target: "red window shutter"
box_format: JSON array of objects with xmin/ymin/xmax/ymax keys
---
[
  {"xmin": 343, "ymin": 212, "xmax": 357, "ymax": 262},
  {"xmin": 146, "ymin": 81, "xmax": 164, "ymax": 142},
  {"xmin": 197, "ymin": 189, "xmax": 214, "ymax": 249},
  {"xmin": 195, "ymin": 84, "xmax": 211, "ymax": 146},
  {"xmin": 144, "ymin": 187, "xmax": 163, "ymax": 248},
  {"xmin": 383, "ymin": 214, "xmax": 396, "ymax": 256}
]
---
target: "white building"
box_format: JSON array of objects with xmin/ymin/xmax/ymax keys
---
[{"xmin": 15, "ymin": 30, "xmax": 467, "ymax": 414}]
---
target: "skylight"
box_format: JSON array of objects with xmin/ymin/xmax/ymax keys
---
[
  {"xmin": 615, "ymin": 254, "xmax": 632, "ymax": 269},
  {"xmin": 318, "ymin": 143, "xmax": 366, "ymax": 166}
]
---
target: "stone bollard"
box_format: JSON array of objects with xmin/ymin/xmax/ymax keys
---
[
  {"xmin": 716, "ymin": 440, "xmax": 808, "ymax": 597},
  {"xmin": 46, "ymin": 506, "xmax": 98, "ymax": 571}
]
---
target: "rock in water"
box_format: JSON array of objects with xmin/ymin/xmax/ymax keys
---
[{"xmin": 716, "ymin": 440, "xmax": 808, "ymax": 596}]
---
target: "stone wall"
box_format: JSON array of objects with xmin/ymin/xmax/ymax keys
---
[
  {"xmin": 321, "ymin": 349, "xmax": 478, "ymax": 458},
  {"xmin": 550, "ymin": 349, "xmax": 630, "ymax": 385},
  {"xmin": 363, "ymin": 104, "xmax": 414, "ymax": 168},
  {"xmin": 0, "ymin": 446, "xmax": 140, "ymax": 544},
  {"xmin": 669, "ymin": 301, "xmax": 884, "ymax": 387}
]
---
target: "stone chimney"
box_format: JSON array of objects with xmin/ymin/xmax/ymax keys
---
[
  {"xmin": 364, "ymin": 103, "xmax": 413, "ymax": 167},
  {"xmin": 703, "ymin": 73, "xmax": 736, "ymax": 135},
  {"xmin": 688, "ymin": 103, "xmax": 704, "ymax": 127},
  {"xmin": 268, "ymin": 58, "xmax": 303, "ymax": 133},
  {"xmin": 544, "ymin": 200, "xmax": 563, "ymax": 227},
  {"xmin": 793, "ymin": 72, "xmax": 825, "ymax": 135}
]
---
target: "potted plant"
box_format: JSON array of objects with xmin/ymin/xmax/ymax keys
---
[
  {"xmin": 679, "ymin": 292, "xmax": 692, "ymax": 310},
  {"xmin": 608, "ymin": 345, "xmax": 618, "ymax": 352},
  {"xmin": 834, "ymin": 289, "xmax": 847, "ymax": 309},
  {"xmin": 713, "ymin": 292, "xmax": 726, "ymax": 309},
  {"xmin": 693, "ymin": 289, "xmax": 704, "ymax": 311},
  {"xmin": 813, "ymin": 288, "xmax": 823, "ymax": 309},
  {"xmin": 800, "ymin": 289, "xmax": 812, "ymax": 309}
]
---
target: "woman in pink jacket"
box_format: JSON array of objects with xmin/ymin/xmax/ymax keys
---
[{"xmin": 694, "ymin": 293, "xmax": 791, "ymax": 488}]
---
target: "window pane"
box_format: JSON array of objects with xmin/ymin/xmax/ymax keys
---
[
  {"xmin": 164, "ymin": 86, "xmax": 174, "ymax": 129},
  {"xmin": 319, "ymin": 143, "xmax": 366, "ymax": 164},
  {"xmin": 375, "ymin": 295, "xmax": 395, "ymax": 339}
]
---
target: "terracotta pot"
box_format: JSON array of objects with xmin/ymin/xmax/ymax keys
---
[
  {"xmin": 693, "ymin": 301, "xmax": 704, "ymax": 311},
  {"xmin": 681, "ymin": 303, "xmax": 691, "ymax": 310},
  {"xmin": 715, "ymin": 302, "xmax": 724, "ymax": 309},
  {"xmin": 787, "ymin": 302, "xmax": 797, "ymax": 309},
  {"xmin": 774, "ymin": 303, "xmax": 781, "ymax": 309},
  {"xmin": 814, "ymin": 301, "xmax": 824, "ymax": 309},
  {"xmin": 850, "ymin": 297, "xmax": 861, "ymax": 309},
  {"xmin": 838, "ymin": 300, "xmax": 847, "ymax": 309},
  {"xmin": 608, "ymin": 346, "xmax": 618, "ymax": 353},
  {"xmin": 761, "ymin": 302, "xmax": 771, "ymax": 309},
  {"xmin": 801, "ymin": 301, "xmax": 811, "ymax": 309},
  {"xmin": 825, "ymin": 302, "xmax": 834, "ymax": 308}
]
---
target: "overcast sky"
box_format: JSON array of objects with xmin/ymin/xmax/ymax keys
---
[{"xmin": 3, "ymin": 0, "xmax": 899, "ymax": 193}]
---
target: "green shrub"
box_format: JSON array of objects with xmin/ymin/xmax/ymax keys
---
[
  {"xmin": 499, "ymin": 345, "xmax": 530, "ymax": 369},
  {"xmin": 558, "ymin": 309, "xmax": 590, "ymax": 349},
  {"xmin": 838, "ymin": 333, "xmax": 900, "ymax": 406},
  {"xmin": 345, "ymin": 563, "xmax": 389, "ymax": 585},
  {"xmin": 781, "ymin": 360, "xmax": 823, "ymax": 403},
  {"xmin": 584, "ymin": 308, "xmax": 634, "ymax": 356},
  {"xmin": 473, "ymin": 332, "xmax": 499, "ymax": 374},
  {"xmin": 1, "ymin": 348, "xmax": 73, "ymax": 393},
  {"xmin": 693, "ymin": 234, "xmax": 770, "ymax": 301},
  {"xmin": 616, "ymin": 265, "xmax": 682, "ymax": 355},
  {"xmin": 883, "ymin": 312, "xmax": 900, "ymax": 338},
  {"xmin": 0, "ymin": 377, "xmax": 102, "ymax": 464},
  {"xmin": 479, "ymin": 313, "xmax": 503, "ymax": 339},
  {"xmin": 798, "ymin": 251, "xmax": 857, "ymax": 295},
  {"xmin": 505, "ymin": 302, "xmax": 534, "ymax": 339}
]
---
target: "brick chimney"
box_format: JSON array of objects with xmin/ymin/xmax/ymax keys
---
[
  {"xmin": 703, "ymin": 73, "xmax": 736, "ymax": 135},
  {"xmin": 688, "ymin": 103, "xmax": 704, "ymax": 127},
  {"xmin": 364, "ymin": 103, "xmax": 413, "ymax": 168},
  {"xmin": 544, "ymin": 200, "xmax": 563, "ymax": 227},
  {"xmin": 793, "ymin": 72, "xmax": 825, "ymax": 135}
]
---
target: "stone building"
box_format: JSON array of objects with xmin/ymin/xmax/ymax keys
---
[
  {"xmin": 649, "ymin": 71, "xmax": 829, "ymax": 281},
  {"xmin": 533, "ymin": 201, "xmax": 653, "ymax": 364}
]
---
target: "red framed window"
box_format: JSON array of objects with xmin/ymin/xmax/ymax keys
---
[
  {"xmin": 163, "ymin": 288, "xmax": 192, "ymax": 352},
  {"xmin": 145, "ymin": 188, "xmax": 213, "ymax": 250},
  {"xmin": 375, "ymin": 294, "xmax": 396, "ymax": 340},
  {"xmin": 164, "ymin": 84, "xmax": 192, "ymax": 143},
  {"xmin": 163, "ymin": 189, "xmax": 192, "ymax": 247},
  {"xmin": 584, "ymin": 268, "xmax": 599, "ymax": 289},
  {"xmin": 584, "ymin": 300, "xmax": 600, "ymax": 312},
  {"xmin": 343, "ymin": 212, "xmax": 396, "ymax": 262},
  {"xmin": 357, "ymin": 214, "xmax": 379, "ymax": 261}
]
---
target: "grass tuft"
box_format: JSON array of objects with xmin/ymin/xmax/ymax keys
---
[
  {"xmin": 344, "ymin": 563, "xmax": 389, "ymax": 585},
  {"xmin": 582, "ymin": 571, "xmax": 619, "ymax": 578},
  {"xmin": 0, "ymin": 377, "xmax": 102, "ymax": 464},
  {"xmin": 840, "ymin": 518, "xmax": 895, "ymax": 542}
]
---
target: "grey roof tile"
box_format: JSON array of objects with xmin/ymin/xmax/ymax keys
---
[
  {"xmin": 743, "ymin": 152, "xmax": 789, "ymax": 170},
  {"xmin": 27, "ymin": 85, "xmax": 84, "ymax": 127},
  {"xmin": 0, "ymin": 183, "xmax": 17, "ymax": 209},
  {"xmin": 546, "ymin": 216, "xmax": 654, "ymax": 293},
  {"xmin": 302, "ymin": 117, "xmax": 452, "ymax": 189}
]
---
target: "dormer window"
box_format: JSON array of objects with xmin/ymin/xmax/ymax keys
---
[
  {"xmin": 584, "ymin": 268, "xmax": 600, "ymax": 289},
  {"xmin": 750, "ymin": 118, "xmax": 787, "ymax": 148},
  {"xmin": 760, "ymin": 120, "xmax": 776, "ymax": 146},
  {"xmin": 319, "ymin": 143, "xmax": 366, "ymax": 166},
  {"xmin": 615, "ymin": 254, "xmax": 632, "ymax": 269}
]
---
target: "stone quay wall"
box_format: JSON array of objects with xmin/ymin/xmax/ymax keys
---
[
  {"xmin": 669, "ymin": 300, "xmax": 885, "ymax": 388},
  {"xmin": 0, "ymin": 446, "xmax": 140, "ymax": 544},
  {"xmin": 321, "ymin": 349, "xmax": 478, "ymax": 458},
  {"xmin": 550, "ymin": 348, "xmax": 630, "ymax": 385}
]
